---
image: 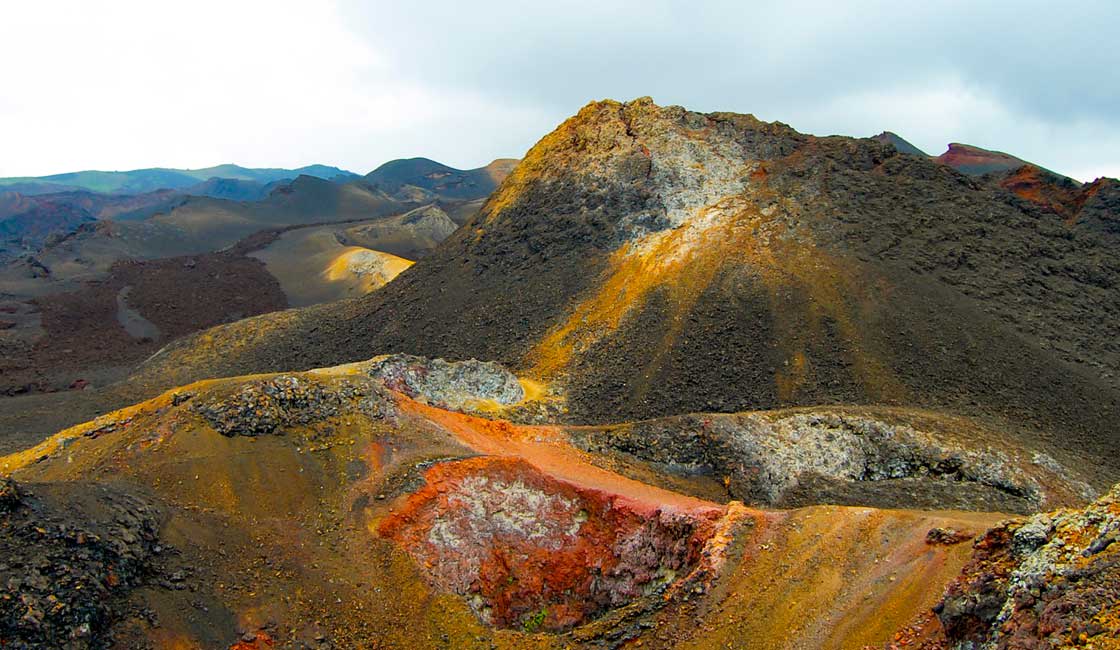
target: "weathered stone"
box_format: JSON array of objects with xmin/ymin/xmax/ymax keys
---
[
  {"xmin": 191, "ymin": 375, "xmax": 363, "ymax": 436},
  {"xmin": 930, "ymin": 484, "xmax": 1120, "ymax": 649},
  {"xmin": 379, "ymin": 456, "xmax": 725, "ymax": 631},
  {"xmin": 926, "ymin": 527, "xmax": 972, "ymax": 546},
  {"xmin": 367, "ymin": 354, "xmax": 524, "ymax": 411},
  {"xmin": 572, "ymin": 411, "xmax": 1094, "ymax": 512}
]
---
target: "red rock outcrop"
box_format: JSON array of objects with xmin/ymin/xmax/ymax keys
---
[
  {"xmin": 379, "ymin": 456, "xmax": 730, "ymax": 631},
  {"xmin": 934, "ymin": 142, "xmax": 1030, "ymax": 176}
]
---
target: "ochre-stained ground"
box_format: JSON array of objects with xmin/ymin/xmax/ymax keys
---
[{"xmin": 0, "ymin": 363, "xmax": 1013, "ymax": 649}]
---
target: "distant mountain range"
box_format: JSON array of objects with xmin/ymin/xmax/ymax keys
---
[
  {"xmin": 0, "ymin": 164, "xmax": 357, "ymax": 196},
  {"xmin": 0, "ymin": 156, "xmax": 520, "ymax": 396},
  {"xmin": 0, "ymin": 158, "xmax": 515, "ymax": 255}
]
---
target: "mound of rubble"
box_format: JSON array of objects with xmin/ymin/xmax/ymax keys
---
[
  {"xmin": 0, "ymin": 477, "xmax": 162, "ymax": 650},
  {"xmin": 929, "ymin": 483, "xmax": 1120, "ymax": 649},
  {"xmin": 189, "ymin": 374, "xmax": 388, "ymax": 436}
]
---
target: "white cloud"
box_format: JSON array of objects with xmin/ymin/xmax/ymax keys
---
[
  {"xmin": 0, "ymin": 0, "xmax": 1116, "ymax": 180},
  {"xmin": 0, "ymin": 0, "xmax": 543, "ymax": 175}
]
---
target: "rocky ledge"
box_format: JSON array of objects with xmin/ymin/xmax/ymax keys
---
[
  {"xmin": 927, "ymin": 483, "xmax": 1120, "ymax": 649},
  {"xmin": 366, "ymin": 353, "xmax": 525, "ymax": 410},
  {"xmin": 572, "ymin": 411, "xmax": 1096, "ymax": 513}
]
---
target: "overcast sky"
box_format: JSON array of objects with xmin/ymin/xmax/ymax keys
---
[{"xmin": 2, "ymin": 0, "xmax": 1117, "ymax": 181}]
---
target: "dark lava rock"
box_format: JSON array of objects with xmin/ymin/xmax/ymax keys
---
[
  {"xmin": 0, "ymin": 479, "xmax": 162, "ymax": 649},
  {"xmin": 569, "ymin": 411, "xmax": 1089, "ymax": 513},
  {"xmin": 931, "ymin": 483, "xmax": 1120, "ymax": 649},
  {"xmin": 191, "ymin": 375, "xmax": 363, "ymax": 436},
  {"xmin": 0, "ymin": 477, "xmax": 19, "ymax": 512},
  {"xmin": 926, "ymin": 527, "xmax": 972, "ymax": 546}
]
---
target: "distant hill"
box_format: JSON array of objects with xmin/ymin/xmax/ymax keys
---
[
  {"xmin": 0, "ymin": 202, "xmax": 94, "ymax": 251},
  {"xmin": 0, "ymin": 165, "xmax": 500, "ymax": 397},
  {"xmin": 871, "ymin": 131, "xmax": 929, "ymax": 157},
  {"xmin": 871, "ymin": 131, "xmax": 1070, "ymax": 180},
  {"xmin": 0, "ymin": 189, "xmax": 189, "ymax": 257},
  {"xmin": 0, "ymin": 164, "xmax": 357, "ymax": 195},
  {"xmin": 364, "ymin": 157, "xmax": 518, "ymax": 201},
  {"xmin": 933, "ymin": 142, "xmax": 1036, "ymax": 176},
  {"xmin": 181, "ymin": 177, "xmax": 275, "ymax": 202}
]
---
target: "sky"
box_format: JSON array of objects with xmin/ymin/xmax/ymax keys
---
[{"xmin": 1, "ymin": 0, "xmax": 1118, "ymax": 181}]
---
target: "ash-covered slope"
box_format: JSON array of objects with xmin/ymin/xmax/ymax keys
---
[{"xmin": 128, "ymin": 98, "xmax": 1120, "ymax": 477}]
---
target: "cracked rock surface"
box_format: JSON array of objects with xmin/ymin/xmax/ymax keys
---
[
  {"xmin": 0, "ymin": 477, "xmax": 162, "ymax": 650},
  {"xmin": 910, "ymin": 484, "xmax": 1120, "ymax": 649},
  {"xmin": 367, "ymin": 353, "xmax": 524, "ymax": 410},
  {"xmin": 571, "ymin": 410, "xmax": 1096, "ymax": 512}
]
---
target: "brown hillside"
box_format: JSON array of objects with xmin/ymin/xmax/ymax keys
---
[{"xmin": 112, "ymin": 99, "xmax": 1120, "ymax": 487}]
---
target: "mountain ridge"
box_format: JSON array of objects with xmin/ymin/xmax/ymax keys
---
[
  {"xmin": 363, "ymin": 157, "xmax": 519, "ymax": 201},
  {"xmin": 0, "ymin": 163, "xmax": 357, "ymax": 195}
]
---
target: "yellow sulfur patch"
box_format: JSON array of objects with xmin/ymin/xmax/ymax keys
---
[{"xmin": 525, "ymin": 193, "xmax": 906, "ymax": 405}]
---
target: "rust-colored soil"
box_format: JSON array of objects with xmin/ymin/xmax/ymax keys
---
[{"xmin": 0, "ymin": 365, "xmax": 1012, "ymax": 649}]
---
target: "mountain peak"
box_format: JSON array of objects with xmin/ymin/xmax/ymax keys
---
[
  {"xmin": 872, "ymin": 131, "xmax": 929, "ymax": 157},
  {"xmin": 484, "ymin": 96, "xmax": 805, "ymax": 246}
]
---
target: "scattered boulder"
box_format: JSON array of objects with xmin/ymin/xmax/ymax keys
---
[
  {"xmin": 367, "ymin": 354, "xmax": 524, "ymax": 410},
  {"xmin": 926, "ymin": 527, "xmax": 972, "ymax": 546},
  {"xmin": 0, "ymin": 476, "xmax": 19, "ymax": 511},
  {"xmin": 191, "ymin": 375, "xmax": 369, "ymax": 436}
]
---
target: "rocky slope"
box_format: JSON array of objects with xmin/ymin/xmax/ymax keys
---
[
  {"xmin": 887, "ymin": 484, "xmax": 1120, "ymax": 649},
  {"xmin": 6, "ymin": 355, "xmax": 1105, "ymax": 649},
  {"xmin": 872, "ymin": 132, "xmax": 929, "ymax": 157},
  {"xmin": 117, "ymin": 98, "xmax": 1120, "ymax": 492},
  {"xmin": 0, "ymin": 477, "xmax": 163, "ymax": 649}
]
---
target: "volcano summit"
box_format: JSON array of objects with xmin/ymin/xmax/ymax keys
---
[{"xmin": 2, "ymin": 98, "xmax": 1120, "ymax": 649}]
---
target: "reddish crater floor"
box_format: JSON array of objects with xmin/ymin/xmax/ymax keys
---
[{"xmin": 379, "ymin": 456, "xmax": 726, "ymax": 631}]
